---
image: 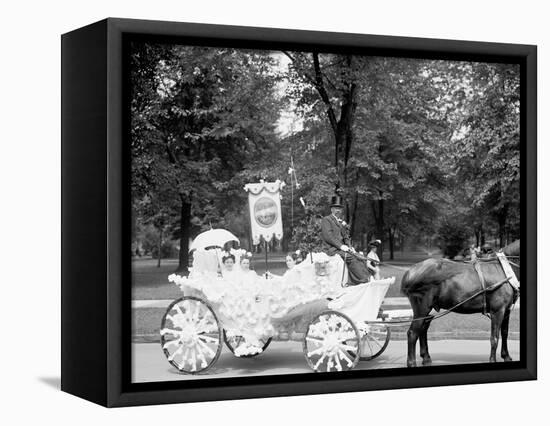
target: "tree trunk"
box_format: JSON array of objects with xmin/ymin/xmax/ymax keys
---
[
  {"xmin": 177, "ymin": 198, "xmax": 192, "ymax": 273},
  {"xmin": 349, "ymin": 190, "xmax": 359, "ymax": 240},
  {"xmin": 371, "ymin": 198, "xmax": 385, "ymax": 260},
  {"xmin": 309, "ymin": 53, "xmax": 358, "ymax": 192},
  {"xmin": 388, "ymin": 227, "xmax": 395, "ymax": 260},
  {"xmin": 497, "ymin": 211, "xmax": 507, "ymax": 248},
  {"xmin": 157, "ymin": 227, "xmax": 163, "ymax": 268}
]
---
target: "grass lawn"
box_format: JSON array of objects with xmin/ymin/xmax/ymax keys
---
[{"xmin": 132, "ymin": 258, "xmax": 182, "ymax": 300}]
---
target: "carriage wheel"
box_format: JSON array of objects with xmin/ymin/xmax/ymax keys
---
[
  {"xmin": 223, "ymin": 331, "xmax": 272, "ymax": 358},
  {"xmin": 160, "ymin": 296, "xmax": 222, "ymax": 374},
  {"xmin": 303, "ymin": 310, "xmax": 361, "ymax": 372},
  {"xmin": 359, "ymin": 323, "xmax": 391, "ymax": 361}
]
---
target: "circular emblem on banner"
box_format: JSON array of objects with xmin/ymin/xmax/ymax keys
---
[{"xmin": 253, "ymin": 197, "xmax": 278, "ymax": 228}]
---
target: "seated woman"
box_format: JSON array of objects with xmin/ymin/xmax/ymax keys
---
[
  {"xmin": 221, "ymin": 253, "xmax": 240, "ymax": 283},
  {"xmin": 266, "ymin": 252, "xmax": 302, "ymax": 283},
  {"xmin": 366, "ymin": 240, "xmax": 381, "ymax": 280},
  {"xmin": 239, "ymin": 255, "xmax": 262, "ymax": 285}
]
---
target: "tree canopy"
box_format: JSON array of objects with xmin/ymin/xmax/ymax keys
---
[{"xmin": 130, "ymin": 43, "xmax": 520, "ymax": 267}]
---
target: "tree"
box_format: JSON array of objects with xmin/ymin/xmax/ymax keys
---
[
  {"xmin": 452, "ymin": 63, "xmax": 520, "ymax": 247},
  {"xmin": 130, "ymin": 44, "xmax": 284, "ymax": 271}
]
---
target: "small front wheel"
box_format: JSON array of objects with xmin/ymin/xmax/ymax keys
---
[
  {"xmin": 359, "ymin": 323, "xmax": 391, "ymax": 361},
  {"xmin": 303, "ymin": 310, "xmax": 361, "ymax": 372},
  {"xmin": 160, "ymin": 296, "xmax": 222, "ymax": 374}
]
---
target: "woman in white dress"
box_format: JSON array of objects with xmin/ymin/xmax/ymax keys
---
[
  {"xmin": 366, "ymin": 240, "xmax": 381, "ymax": 280},
  {"xmin": 221, "ymin": 253, "xmax": 241, "ymax": 284},
  {"xmin": 239, "ymin": 256, "xmax": 262, "ymax": 286},
  {"xmin": 281, "ymin": 252, "xmax": 303, "ymax": 283}
]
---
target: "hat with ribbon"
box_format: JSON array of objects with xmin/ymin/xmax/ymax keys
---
[{"xmin": 368, "ymin": 239, "xmax": 381, "ymax": 248}]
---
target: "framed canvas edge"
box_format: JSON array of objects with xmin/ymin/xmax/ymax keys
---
[{"xmin": 99, "ymin": 18, "xmax": 537, "ymax": 407}]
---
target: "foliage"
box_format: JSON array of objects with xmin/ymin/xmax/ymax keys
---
[
  {"xmin": 130, "ymin": 43, "xmax": 285, "ymax": 269},
  {"xmin": 438, "ymin": 219, "xmax": 470, "ymax": 258},
  {"xmin": 130, "ymin": 44, "xmax": 521, "ymax": 260}
]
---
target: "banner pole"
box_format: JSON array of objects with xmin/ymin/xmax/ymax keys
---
[{"xmin": 264, "ymin": 239, "xmax": 269, "ymax": 278}]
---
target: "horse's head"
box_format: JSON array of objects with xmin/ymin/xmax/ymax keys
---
[{"xmin": 502, "ymin": 239, "xmax": 520, "ymax": 257}]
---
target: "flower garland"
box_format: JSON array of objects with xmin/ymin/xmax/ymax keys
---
[{"xmin": 168, "ymin": 253, "xmax": 346, "ymax": 354}]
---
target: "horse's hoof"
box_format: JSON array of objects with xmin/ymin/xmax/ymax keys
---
[
  {"xmin": 422, "ymin": 358, "xmax": 432, "ymax": 366},
  {"xmin": 489, "ymin": 357, "xmax": 496, "ymax": 363},
  {"xmin": 406, "ymin": 361, "xmax": 417, "ymax": 368},
  {"xmin": 502, "ymin": 356, "xmax": 513, "ymax": 362}
]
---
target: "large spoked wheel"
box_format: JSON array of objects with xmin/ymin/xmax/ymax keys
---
[
  {"xmin": 160, "ymin": 296, "xmax": 222, "ymax": 374},
  {"xmin": 359, "ymin": 323, "xmax": 391, "ymax": 361},
  {"xmin": 303, "ymin": 310, "xmax": 361, "ymax": 372},
  {"xmin": 223, "ymin": 331, "xmax": 272, "ymax": 358}
]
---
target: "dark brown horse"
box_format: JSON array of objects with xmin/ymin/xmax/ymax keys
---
[{"xmin": 401, "ymin": 240, "xmax": 520, "ymax": 367}]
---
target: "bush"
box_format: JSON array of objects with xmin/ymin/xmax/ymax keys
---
[{"xmin": 438, "ymin": 220, "xmax": 469, "ymax": 259}]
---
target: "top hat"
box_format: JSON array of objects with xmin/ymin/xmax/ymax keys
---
[{"xmin": 330, "ymin": 195, "xmax": 344, "ymax": 208}]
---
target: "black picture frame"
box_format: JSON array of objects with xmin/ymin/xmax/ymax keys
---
[{"xmin": 61, "ymin": 17, "xmax": 537, "ymax": 407}]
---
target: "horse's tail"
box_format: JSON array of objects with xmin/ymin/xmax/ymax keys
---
[{"xmin": 400, "ymin": 269, "xmax": 413, "ymax": 297}]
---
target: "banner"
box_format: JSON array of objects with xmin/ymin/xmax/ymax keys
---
[{"xmin": 244, "ymin": 180, "xmax": 285, "ymax": 245}]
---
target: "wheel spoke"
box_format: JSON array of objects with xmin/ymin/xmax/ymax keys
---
[
  {"xmin": 189, "ymin": 345, "xmax": 198, "ymax": 372},
  {"xmin": 196, "ymin": 338, "xmax": 216, "ymax": 359},
  {"xmin": 198, "ymin": 334, "xmax": 219, "ymax": 344},
  {"xmin": 337, "ymin": 348, "xmax": 353, "ymax": 368},
  {"xmin": 307, "ymin": 346, "xmax": 326, "ymax": 357},
  {"xmin": 366, "ymin": 334, "xmax": 383, "ymax": 349},
  {"xmin": 174, "ymin": 303, "xmax": 185, "ymax": 319},
  {"xmin": 313, "ymin": 353, "xmax": 327, "ymax": 371},
  {"xmin": 163, "ymin": 339, "xmax": 180, "ymax": 350},
  {"xmin": 334, "ymin": 352, "xmax": 343, "ymax": 371},
  {"xmin": 160, "ymin": 328, "xmax": 181, "ymax": 337},
  {"xmin": 340, "ymin": 342, "xmax": 358, "ymax": 352},
  {"xmin": 363, "ymin": 335, "xmax": 374, "ymax": 355},
  {"xmin": 194, "ymin": 341, "xmax": 210, "ymax": 368},
  {"xmin": 167, "ymin": 343, "xmax": 184, "ymax": 361},
  {"xmin": 180, "ymin": 347, "xmax": 190, "ymax": 368}
]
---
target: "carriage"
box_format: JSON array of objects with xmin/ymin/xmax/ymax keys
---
[{"xmin": 160, "ymin": 246, "xmax": 396, "ymax": 374}]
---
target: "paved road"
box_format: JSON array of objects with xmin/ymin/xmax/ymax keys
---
[{"xmin": 132, "ymin": 339, "xmax": 520, "ymax": 383}]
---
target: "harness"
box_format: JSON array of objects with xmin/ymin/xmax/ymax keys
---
[
  {"xmin": 473, "ymin": 261, "xmax": 488, "ymax": 316},
  {"xmin": 472, "ymin": 254, "xmax": 520, "ymax": 317}
]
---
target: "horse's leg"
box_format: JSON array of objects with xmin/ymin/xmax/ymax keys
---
[
  {"xmin": 419, "ymin": 317, "xmax": 433, "ymax": 366},
  {"xmin": 406, "ymin": 322, "xmax": 419, "ymax": 368},
  {"xmin": 489, "ymin": 309, "xmax": 505, "ymax": 363},
  {"xmin": 500, "ymin": 309, "xmax": 513, "ymax": 362},
  {"xmin": 407, "ymin": 297, "xmax": 431, "ymax": 368}
]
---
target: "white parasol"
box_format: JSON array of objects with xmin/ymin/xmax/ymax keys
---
[{"xmin": 189, "ymin": 229, "xmax": 240, "ymax": 252}]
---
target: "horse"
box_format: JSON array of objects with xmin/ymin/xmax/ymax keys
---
[{"xmin": 400, "ymin": 240, "xmax": 520, "ymax": 367}]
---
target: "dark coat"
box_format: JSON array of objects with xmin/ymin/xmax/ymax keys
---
[{"xmin": 320, "ymin": 214, "xmax": 350, "ymax": 256}]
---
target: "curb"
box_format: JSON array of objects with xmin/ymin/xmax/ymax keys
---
[{"xmin": 132, "ymin": 297, "xmax": 519, "ymax": 310}]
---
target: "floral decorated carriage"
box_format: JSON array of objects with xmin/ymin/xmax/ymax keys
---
[{"xmin": 160, "ymin": 247, "xmax": 395, "ymax": 374}]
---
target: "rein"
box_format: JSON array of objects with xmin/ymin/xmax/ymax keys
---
[{"xmin": 369, "ymin": 276, "xmax": 513, "ymax": 326}]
